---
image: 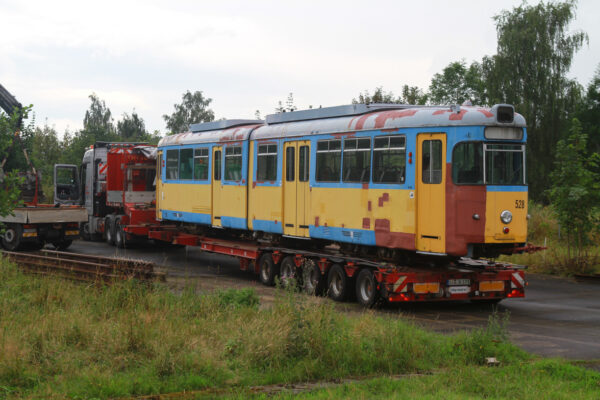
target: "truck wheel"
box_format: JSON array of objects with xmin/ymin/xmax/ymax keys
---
[
  {"xmin": 280, "ymin": 256, "xmax": 298, "ymax": 288},
  {"xmin": 258, "ymin": 253, "xmax": 279, "ymax": 286},
  {"xmin": 2, "ymin": 224, "xmax": 23, "ymax": 251},
  {"xmin": 356, "ymin": 269, "xmax": 379, "ymax": 307},
  {"xmin": 81, "ymin": 223, "xmax": 91, "ymax": 241},
  {"xmin": 105, "ymin": 217, "xmax": 115, "ymax": 245},
  {"xmin": 301, "ymin": 259, "xmax": 326, "ymax": 296},
  {"xmin": 114, "ymin": 222, "xmax": 126, "ymax": 249},
  {"xmin": 53, "ymin": 240, "xmax": 73, "ymax": 251},
  {"xmin": 327, "ymin": 264, "xmax": 351, "ymax": 302}
]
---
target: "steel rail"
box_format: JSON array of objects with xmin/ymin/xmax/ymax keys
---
[{"xmin": 1, "ymin": 250, "xmax": 165, "ymax": 283}]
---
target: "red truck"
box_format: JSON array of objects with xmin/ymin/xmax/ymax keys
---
[{"xmin": 55, "ymin": 142, "xmax": 158, "ymax": 247}]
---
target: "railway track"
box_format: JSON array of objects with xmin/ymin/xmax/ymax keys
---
[{"xmin": 2, "ymin": 249, "xmax": 166, "ymax": 283}]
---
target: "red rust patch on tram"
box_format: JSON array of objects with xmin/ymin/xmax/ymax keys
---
[{"xmin": 374, "ymin": 219, "xmax": 415, "ymax": 249}]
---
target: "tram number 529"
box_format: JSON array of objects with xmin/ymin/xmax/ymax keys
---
[{"xmin": 515, "ymin": 199, "xmax": 525, "ymax": 209}]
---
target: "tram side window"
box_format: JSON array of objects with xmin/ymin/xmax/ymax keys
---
[
  {"xmin": 343, "ymin": 137, "xmax": 371, "ymax": 183},
  {"xmin": 299, "ymin": 145, "xmax": 309, "ymax": 182},
  {"xmin": 485, "ymin": 144, "xmax": 525, "ymax": 185},
  {"xmin": 194, "ymin": 148, "xmax": 209, "ymax": 180},
  {"xmin": 286, "ymin": 147, "xmax": 295, "ymax": 181},
  {"xmin": 422, "ymin": 140, "xmax": 442, "ymax": 184},
  {"xmin": 224, "ymin": 145, "xmax": 242, "ymax": 181},
  {"xmin": 452, "ymin": 142, "xmax": 483, "ymax": 184},
  {"xmin": 316, "ymin": 139, "xmax": 341, "ymax": 182},
  {"xmin": 373, "ymin": 136, "xmax": 406, "ymax": 184},
  {"xmin": 166, "ymin": 149, "xmax": 179, "ymax": 180},
  {"xmin": 257, "ymin": 144, "xmax": 278, "ymax": 181},
  {"xmin": 179, "ymin": 148, "xmax": 193, "ymax": 180}
]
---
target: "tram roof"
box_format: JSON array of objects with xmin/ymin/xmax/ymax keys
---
[{"xmin": 158, "ymin": 103, "xmax": 526, "ymax": 147}]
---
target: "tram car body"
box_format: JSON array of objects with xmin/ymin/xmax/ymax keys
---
[{"xmin": 156, "ymin": 103, "xmax": 527, "ymax": 259}]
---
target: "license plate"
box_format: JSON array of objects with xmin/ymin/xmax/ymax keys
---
[
  {"xmin": 447, "ymin": 278, "xmax": 470, "ymax": 286},
  {"xmin": 65, "ymin": 230, "xmax": 80, "ymax": 236},
  {"xmin": 448, "ymin": 286, "xmax": 470, "ymax": 294},
  {"xmin": 479, "ymin": 281, "xmax": 504, "ymax": 292},
  {"xmin": 413, "ymin": 283, "xmax": 440, "ymax": 294}
]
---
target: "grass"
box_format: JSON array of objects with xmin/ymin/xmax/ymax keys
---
[
  {"xmin": 210, "ymin": 359, "xmax": 600, "ymax": 399},
  {"xmin": 0, "ymin": 258, "xmax": 598, "ymax": 399},
  {"xmin": 502, "ymin": 202, "xmax": 600, "ymax": 275}
]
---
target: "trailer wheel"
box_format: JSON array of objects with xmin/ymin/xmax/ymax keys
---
[
  {"xmin": 327, "ymin": 264, "xmax": 351, "ymax": 302},
  {"xmin": 302, "ymin": 259, "xmax": 326, "ymax": 296},
  {"xmin": 105, "ymin": 217, "xmax": 115, "ymax": 245},
  {"xmin": 114, "ymin": 221, "xmax": 126, "ymax": 249},
  {"xmin": 53, "ymin": 240, "xmax": 73, "ymax": 251},
  {"xmin": 81, "ymin": 223, "xmax": 91, "ymax": 241},
  {"xmin": 2, "ymin": 224, "xmax": 23, "ymax": 251},
  {"xmin": 280, "ymin": 256, "xmax": 298, "ymax": 288},
  {"xmin": 355, "ymin": 269, "xmax": 379, "ymax": 307},
  {"xmin": 258, "ymin": 253, "xmax": 279, "ymax": 286}
]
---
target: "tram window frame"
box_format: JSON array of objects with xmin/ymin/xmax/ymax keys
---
[
  {"xmin": 166, "ymin": 149, "xmax": 179, "ymax": 180},
  {"xmin": 484, "ymin": 143, "xmax": 526, "ymax": 185},
  {"xmin": 316, "ymin": 139, "xmax": 341, "ymax": 182},
  {"xmin": 213, "ymin": 150, "xmax": 222, "ymax": 181},
  {"xmin": 451, "ymin": 141, "xmax": 526, "ymax": 185},
  {"xmin": 299, "ymin": 145, "xmax": 309, "ymax": 182},
  {"xmin": 421, "ymin": 140, "xmax": 442, "ymax": 184},
  {"xmin": 193, "ymin": 147, "xmax": 209, "ymax": 181},
  {"xmin": 179, "ymin": 148, "xmax": 194, "ymax": 180},
  {"xmin": 224, "ymin": 145, "xmax": 242, "ymax": 181},
  {"xmin": 257, "ymin": 143, "xmax": 278, "ymax": 181},
  {"xmin": 372, "ymin": 135, "xmax": 406, "ymax": 184},
  {"xmin": 342, "ymin": 137, "xmax": 371, "ymax": 183},
  {"xmin": 286, "ymin": 146, "xmax": 295, "ymax": 182}
]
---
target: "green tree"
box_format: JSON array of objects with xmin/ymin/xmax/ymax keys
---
[
  {"xmin": 117, "ymin": 111, "xmax": 148, "ymax": 142},
  {"xmin": 429, "ymin": 60, "xmax": 486, "ymax": 105},
  {"xmin": 548, "ymin": 118, "xmax": 600, "ymax": 271},
  {"xmin": 163, "ymin": 91, "xmax": 215, "ymax": 134},
  {"xmin": 60, "ymin": 94, "xmax": 118, "ymax": 165},
  {"xmin": 353, "ymin": 87, "xmax": 399, "ymax": 104},
  {"xmin": 353, "ymin": 86, "xmax": 427, "ymax": 105},
  {"xmin": 575, "ymin": 64, "xmax": 600, "ymax": 153},
  {"xmin": 30, "ymin": 123, "xmax": 62, "ymax": 201},
  {"xmin": 0, "ymin": 109, "xmax": 27, "ymax": 216},
  {"xmin": 484, "ymin": 0, "xmax": 587, "ymax": 201},
  {"xmin": 399, "ymin": 85, "xmax": 428, "ymax": 105}
]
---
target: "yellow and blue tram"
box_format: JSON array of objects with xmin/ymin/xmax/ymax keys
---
[{"xmin": 156, "ymin": 103, "xmax": 528, "ymax": 259}]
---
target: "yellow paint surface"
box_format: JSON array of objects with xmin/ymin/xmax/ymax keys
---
[{"xmin": 485, "ymin": 191, "xmax": 527, "ymax": 243}]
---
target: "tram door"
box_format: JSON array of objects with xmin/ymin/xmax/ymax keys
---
[
  {"xmin": 212, "ymin": 146, "xmax": 223, "ymax": 227},
  {"xmin": 416, "ymin": 133, "xmax": 446, "ymax": 254},
  {"xmin": 156, "ymin": 151, "xmax": 163, "ymax": 220},
  {"xmin": 283, "ymin": 141, "xmax": 310, "ymax": 237}
]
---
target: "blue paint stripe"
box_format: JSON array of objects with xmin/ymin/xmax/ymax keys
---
[
  {"xmin": 162, "ymin": 210, "xmax": 211, "ymax": 224},
  {"xmin": 252, "ymin": 219, "xmax": 283, "ymax": 234},
  {"xmin": 309, "ymin": 225, "xmax": 376, "ymax": 246},
  {"xmin": 487, "ymin": 185, "xmax": 528, "ymax": 192}
]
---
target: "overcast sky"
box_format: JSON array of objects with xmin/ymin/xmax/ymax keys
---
[{"xmin": 1, "ymin": 0, "xmax": 598, "ymax": 135}]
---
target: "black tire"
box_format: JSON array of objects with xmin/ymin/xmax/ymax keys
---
[
  {"xmin": 53, "ymin": 240, "xmax": 73, "ymax": 251},
  {"xmin": 81, "ymin": 223, "xmax": 91, "ymax": 241},
  {"xmin": 327, "ymin": 263, "xmax": 352, "ymax": 302},
  {"xmin": 279, "ymin": 256, "xmax": 298, "ymax": 288},
  {"xmin": 301, "ymin": 259, "xmax": 326, "ymax": 296},
  {"xmin": 105, "ymin": 217, "xmax": 115, "ymax": 245},
  {"xmin": 258, "ymin": 253, "xmax": 279, "ymax": 286},
  {"xmin": 114, "ymin": 221, "xmax": 126, "ymax": 249},
  {"xmin": 355, "ymin": 269, "xmax": 379, "ymax": 307},
  {"xmin": 2, "ymin": 224, "xmax": 23, "ymax": 251}
]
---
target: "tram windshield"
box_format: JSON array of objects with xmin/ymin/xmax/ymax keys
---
[{"xmin": 453, "ymin": 142, "xmax": 525, "ymax": 185}]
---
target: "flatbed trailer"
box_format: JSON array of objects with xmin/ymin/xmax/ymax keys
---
[
  {"xmin": 144, "ymin": 227, "xmax": 526, "ymax": 306},
  {"xmin": 0, "ymin": 204, "xmax": 87, "ymax": 250}
]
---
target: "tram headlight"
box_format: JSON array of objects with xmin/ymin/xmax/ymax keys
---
[{"xmin": 500, "ymin": 210, "xmax": 512, "ymax": 224}]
